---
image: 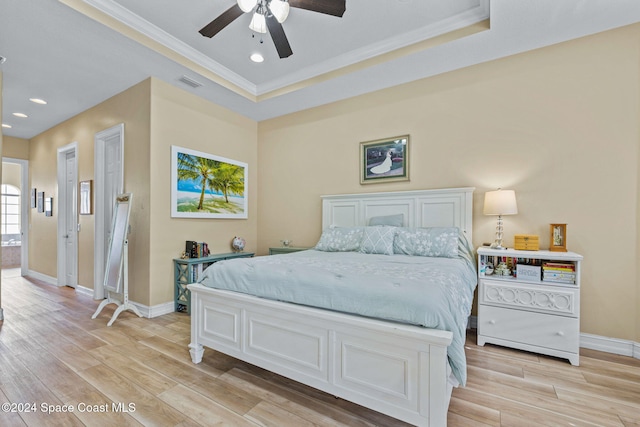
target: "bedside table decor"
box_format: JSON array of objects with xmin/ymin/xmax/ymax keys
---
[
  {"xmin": 514, "ymin": 234, "xmax": 539, "ymax": 251},
  {"xmin": 477, "ymin": 246, "xmax": 583, "ymax": 366},
  {"xmin": 483, "ymin": 189, "xmax": 518, "ymax": 250},
  {"xmin": 550, "ymin": 223, "xmax": 567, "ymax": 252},
  {"xmin": 231, "ymin": 236, "xmax": 246, "ymax": 252}
]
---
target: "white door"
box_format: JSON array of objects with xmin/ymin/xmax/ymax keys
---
[
  {"xmin": 94, "ymin": 124, "xmax": 124, "ymax": 299},
  {"xmin": 56, "ymin": 143, "xmax": 78, "ymax": 288},
  {"xmin": 64, "ymin": 152, "xmax": 78, "ymax": 287}
]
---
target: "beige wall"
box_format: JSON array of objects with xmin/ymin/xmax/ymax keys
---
[
  {"xmin": 148, "ymin": 78, "xmax": 258, "ymax": 306},
  {"xmin": 2, "ymin": 162, "xmax": 21, "ymax": 189},
  {"xmin": 26, "ymin": 77, "xmax": 257, "ymax": 308},
  {"xmin": 3, "ymin": 136, "xmax": 29, "ymax": 160},
  {"xmin": 29, "ymin": 79, "xmax": 152, "ymax": 303},
  {"xmin": 258, "ymin": 24, "xmax": 640, "ymax": 342}
]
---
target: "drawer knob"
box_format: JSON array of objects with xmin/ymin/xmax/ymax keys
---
[
  {"xmin": 556, "ymin": 331, "xmax": 565, "ymax": 337},
  {"xmin": 489, "ymin": 320, "xmax": 496, "ymax": 325}
]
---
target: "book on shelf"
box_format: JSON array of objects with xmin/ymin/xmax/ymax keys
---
[
  {"xmin": 543, "ymin": 278, "xmax": 576, "ymax": 284},
  {"xmin": 185, "ymin": 241, "xmax": 210, "ymax": 258},
  {"xmin": 543, "ymin": 271, "xmax": 576, "ymax": 279},
  {"xmin": 542, "ymin": 262, "xmax": 575, "ymax": 272}
]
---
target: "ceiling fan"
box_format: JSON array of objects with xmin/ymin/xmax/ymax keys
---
[{"xmin": 199, "ymin": 0, "xmax": 346, "ymax": 59}]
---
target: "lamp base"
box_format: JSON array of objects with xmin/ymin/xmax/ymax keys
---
[{"xmin": 490, "ymin": 242, "xmax": 508, "ymax": 250}]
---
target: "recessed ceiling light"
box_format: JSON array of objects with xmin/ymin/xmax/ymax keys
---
[
  {"xmin": 12, "ymin": 112, "xmax": 28, "ymax": 118},
  {"xmin": 1, "ymin": 123, "xmax": 11, "ymax": 129},
  {"xmin": 30, "ymin": 98, "xmax": 47, "ymax": 105},
  {"xmin": 250, "ymin": 53, "xmax": 264, "ymax": 63}
]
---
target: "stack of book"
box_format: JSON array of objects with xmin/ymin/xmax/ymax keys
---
[
  {"xmin": 542, "ymin": 262, "xmax": 576, "ymax": 284},
  {"xmin": 185, "ymin": 241, "xmax": 210, "ymax": 258}
]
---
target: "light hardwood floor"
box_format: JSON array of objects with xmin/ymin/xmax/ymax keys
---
[{"xmin": 0, "ymin": 269, "xmax": 639, "ymax": 427}]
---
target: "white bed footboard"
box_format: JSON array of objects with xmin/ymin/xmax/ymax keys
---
[{"xmin": 188, "ymin": 283, "xmax": 454, "ymax": 427}]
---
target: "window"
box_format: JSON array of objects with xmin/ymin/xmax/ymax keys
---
[{"xmin": 1, "ymin": 184, "xmax": 21, "ymax": 244}]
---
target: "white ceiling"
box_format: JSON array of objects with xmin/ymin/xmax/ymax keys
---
[{"xmin": 2, "ymin": 0, "xmax": 640, "ymax": 140}]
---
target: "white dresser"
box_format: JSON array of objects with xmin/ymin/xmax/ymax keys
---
[{"xmin": 477, "ymin": 247, "xmax": 583, "ymax": 365}]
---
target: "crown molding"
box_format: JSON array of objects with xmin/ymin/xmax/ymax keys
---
[
  {"xmin": 257, "ymin": 0, "xmax": 490, "ymax": 95},
  {"xmin": 76, "ymin": 0, "xmax": 488, "ymax": 100},
  {"xmin": 78, "ymin": 0, "xmax": 258, "ymax": 96}
]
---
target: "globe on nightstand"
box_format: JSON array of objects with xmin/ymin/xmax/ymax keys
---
[{"xmin": 231, "ymin": 236, "xmax": 246, "ymax": 252}]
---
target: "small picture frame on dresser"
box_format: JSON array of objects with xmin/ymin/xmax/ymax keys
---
[{"xmin": 549, "ymin": 223, "xmax": 567, "ymax": 252}]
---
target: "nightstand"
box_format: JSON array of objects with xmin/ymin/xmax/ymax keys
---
[
  {"xmin": 477, "ymin": 247, "xmax": 583, "ymax": 365},
  {"xmin": 173, "ymin": 252, "xmax": 254, "ymax": 314},
  {"xmin": 268, "ymin": 247, "xmax": 309, "ymax": 255}
]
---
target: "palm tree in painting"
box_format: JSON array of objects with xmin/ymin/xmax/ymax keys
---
[
  {"xmin": 176, "ymin": 153, "xmax": 219, "ymax": 210},
  {"xmin": 208, "ymin": 162, "xmax": 244, "ymax": 203}
]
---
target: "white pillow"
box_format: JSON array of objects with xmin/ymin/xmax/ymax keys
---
[
  {"xmin": 359, "ymin": 226, "xmax": 397, "ymax": 255},
  {"xmin": 314, "ymin": 227, "xmax": 363, "ymax": 252},
  {"xmin": 393, "ymin": 227, "xmax": 459, "ymax": 258}
]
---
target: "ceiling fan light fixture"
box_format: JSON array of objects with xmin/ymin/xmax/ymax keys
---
[
  {"xmin": 237, "ymin": 0, "xmax": 258, "ymax": 13},
  {"xmin": 269, "ymin": 0, "xmax": 290, "ymax": 23},
  {"xmin": 250, "ymin": 53, "xmax": 264, "ymax": 63},
  {"xmin": 249, "ymin": 7, "xmax": 267, "ymax": 33}
]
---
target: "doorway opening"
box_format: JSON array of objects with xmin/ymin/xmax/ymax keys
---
[{"xmin": 1, "ymin": 158, "xmax": 29, "ymax": 275}]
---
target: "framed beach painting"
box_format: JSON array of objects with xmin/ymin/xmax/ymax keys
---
[
  {"xmin": 171, "ymin": 146, "xmax": 248, "ymax": 219},
  {"xmin": 360, "ymin": 135, "xmax": 409, "ymax": 184}
]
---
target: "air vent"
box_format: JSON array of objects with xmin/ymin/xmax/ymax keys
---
[{"xmin": 178, "ymin": 75, "xmax": 203, "ymax": 88}]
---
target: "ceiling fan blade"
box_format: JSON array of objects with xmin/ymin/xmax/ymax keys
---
[
  {"xmin": 199, "ymin": 4, "xmax": 244, "ymax": 38},
  {"xmin": 266, "ymin": 14, "xmax": 293, "ymax": 58},
  {"xmin": 289, "ymin": 0, "xmax": 346, "ymax": 17}
]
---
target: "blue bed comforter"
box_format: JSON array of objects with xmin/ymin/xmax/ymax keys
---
[{"xmin": 198, "ymin": 243, "xmax": 477, "ymax": 385}]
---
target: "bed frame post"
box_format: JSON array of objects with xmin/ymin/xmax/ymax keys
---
[
  {"xmin": 188, "ymin": 287, "xmax": 204, "ymax": 363},
  {"xmin": 427, "ymin": 344, "xmax": 449, "ymax": 426}
]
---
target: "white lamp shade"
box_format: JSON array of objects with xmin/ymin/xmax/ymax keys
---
[
  {"xmin": 249, "ymin": 11, "xmax": 267, "ymax": 33},
  {"xmin": 269, "ymin": 0, "xmax": 290, "ymax": 23},
  {"xmin": 483, "ymin": 189, "xmax": 518, "ymax": 216},
  {"xmin": 237, "ymin": 0, "xmax": 258, "ymax": 13}
]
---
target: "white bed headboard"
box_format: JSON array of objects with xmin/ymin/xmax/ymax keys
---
[{"xmin": 321, "ymin": 187, "xmax": 474, "ymax": 240}]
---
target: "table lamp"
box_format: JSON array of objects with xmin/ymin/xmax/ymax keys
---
[{"xmin": 483, "ymin": 189, "xmax": 518, "ymax": 250}]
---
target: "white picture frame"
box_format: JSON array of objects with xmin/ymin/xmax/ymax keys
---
[{"xmin": 171, "ymin": 146, "xmax": 248, "ymax": 219}]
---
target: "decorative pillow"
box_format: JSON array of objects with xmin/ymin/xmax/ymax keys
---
[
  {"xmin": 314, "ymin": 227, "xmax": 363, "ymax": 252},
  {"xmin": 368, "ymin": 214, "xmax": 404, "ymax": 227},
  {"xmin": 394, "ymin": 227, "xmax": 459, "ymax": 258},
  {"xmin": 359, "ymin": 226, "xmax": 397, "ymax": 255}
]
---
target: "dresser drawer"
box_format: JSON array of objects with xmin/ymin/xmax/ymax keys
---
[
  {"xmin": 480, "ymin": 279, "xmax": 579, "ymax": 318},
  {"xmin": 478, "ymin": 305, "xmax": 579, "ymax": 353}
]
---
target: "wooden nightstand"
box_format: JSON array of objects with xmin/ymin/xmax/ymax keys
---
[
  {"xmin": 477, "ymin": 247, "xmax": 583, "ymax": 365},
  {"xmin": 268, "ymin": 247, "xmax": 309, "ymax": 255},
  {"xmin": 173, "ymin": 252, "xmax": 254, "ymax": 314}
]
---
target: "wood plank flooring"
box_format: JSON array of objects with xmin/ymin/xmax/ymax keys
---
[{"xmin": 0, "ymin": 268, "xmax": 639, "ymax": 426}]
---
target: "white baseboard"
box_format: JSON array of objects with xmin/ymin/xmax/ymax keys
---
[
  {"xmin": 580, "ymin": 332, "xmax": 640, "ymax": 358},
  {"xmin": 24, "ymin": 270, "xmax": 174, "ymax": 319},
  {"xmin": 26, "ymin": 269, "xmax": 57, "ymax": 285},
  {"xmin": 131, "ymin": 301, "xmax": 175, "ymax": 318},
  {"xmin": 469, "ymin": 315, "xmax": 640, "ymax": 361},
  {"xmin": 75, "ymin": 285, "xmax": 94, "ymax": 297}
]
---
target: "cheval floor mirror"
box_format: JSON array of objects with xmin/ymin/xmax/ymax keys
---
[{"xmin": 92, "ymin": 193, "xmax": 142, "ymax": 326}]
